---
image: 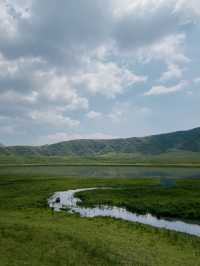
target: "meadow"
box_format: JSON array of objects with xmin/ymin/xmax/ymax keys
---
[{"xmin": 0, "ymin": 166, "xmax": 200, "ymax": 265}]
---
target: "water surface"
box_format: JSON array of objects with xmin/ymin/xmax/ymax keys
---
[
  {"xmin": 2, "ymin": 165, "xmax": 199, "ymax": 179},
  {"xmin": 48, "ymin": 188, "xmax": 200, "ymax": 238}
]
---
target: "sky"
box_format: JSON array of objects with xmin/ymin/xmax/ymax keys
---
[{"xmin": 0, "ymin": 0, "xmax": 200, "ymax": 145}]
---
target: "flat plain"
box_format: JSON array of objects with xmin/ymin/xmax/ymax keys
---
[{"xmin": 1, "ymin": 165, "xmax": 200, "ymax": 265}]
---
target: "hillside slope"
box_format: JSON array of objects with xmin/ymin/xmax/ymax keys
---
[{"xmin": 1, "ymin": 127, "xmax": 200, "ymax": 157}]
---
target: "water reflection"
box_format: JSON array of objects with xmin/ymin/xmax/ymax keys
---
[
  {"xmin": 1, "ymin": 165, "xmax": 199, "ymax": 179},
  {"xmin": 62, "ymin": 166, "xmax": 200, "ymax": 179},
  {"xmin": 160, "ymin": 178, "xmax": 176, "ymax": 188},
  {"xmin": 48, "ymin": 188, "xmax": 200, "ymax": 238}
]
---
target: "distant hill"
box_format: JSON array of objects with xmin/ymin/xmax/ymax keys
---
[{"xmin": 1, "ymin": 127, "xmax": 200, "ymax": 158}]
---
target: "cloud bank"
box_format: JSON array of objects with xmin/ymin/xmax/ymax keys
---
[{"xmin": 0, "ymin": 0, "xmax": 200, "ymax": 144}]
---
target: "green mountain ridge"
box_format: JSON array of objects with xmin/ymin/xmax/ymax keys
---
[{"xmin": 1, "ymin": 127, "xmax": 200, "ymax": 157}]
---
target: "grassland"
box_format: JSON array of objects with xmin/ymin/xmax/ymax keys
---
[
  {"xmin": 0, "ymin": 167, "xmax": 200, "ymax": 265},
  {"xmin": 1, "ymin": 151, "xmax": 200, "ymax": 166}
]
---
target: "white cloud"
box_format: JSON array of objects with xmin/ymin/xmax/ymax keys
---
[
  {"xmin": 0, "ymin": 90, "xmax": 38, "ymax": 104},
  {"xmin": 76, "ymin": 61, "xmax": 147, "ymax": 98},
  {"xmin": 0, "ymin": 53, "xmax": 18, "ymax": 77},
  {"xmin": 145, "ymin": 81, "xmax": 187, "ymax": 96},
  {"xmin": 29, "ymin": 110, "xmax": 80, "ymax": 128},
  {"xmin": 160, "ymin": 64, "xmax": 184, "ymax": 81},
  {"xmin": 0, "ymin": 53, "xmax": 45, "ymax": 78},
  {"xmin": 174, "ymin": 0, "xmax": 200, "ymax": 18},
  {"xmin": 114, "ymin": 0, "xmax": 174, "ymax": 19},
  {"xmin": 114, "ymin": 0, "xmax": 200, "ymax": 21},
  {"xmin": 0, "ymin": 1, "xmax": 17, "ymax": 38},
  {"xmin": 139, "ymin": 34, "xmax": 189, "ymax": 65},
  {"xmin": 38, "ymin": 71, "xmax": 89, "ymax": 111},
  {"xmin": 86, "ymin": 111, "xmax": 102, "ymax": 119}
]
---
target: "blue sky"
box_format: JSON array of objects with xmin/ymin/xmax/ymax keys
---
[{"xmin": 0, "ymin": 0, "xmax": 200, "ymax": 145}]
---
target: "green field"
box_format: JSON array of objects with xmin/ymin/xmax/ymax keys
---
[{"xmin": 1, "ymin": 167, "xmax": 200, "ymax": 265}]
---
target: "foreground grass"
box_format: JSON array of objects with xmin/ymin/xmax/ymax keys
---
[{"xmin": 0, "ymin": 173, "xmax": 200, "ymax": 265}]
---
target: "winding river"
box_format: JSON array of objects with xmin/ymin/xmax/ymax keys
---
[{"xmin": 48, "ymin": 188, "xmax": 200, "ymax": 238}]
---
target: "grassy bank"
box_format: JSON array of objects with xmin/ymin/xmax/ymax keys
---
[
  {"xmin": 77, "ymin": 179, "xmax": 200, "ymax": 221},
  {"xmin": 0, "ymin": 171, "xmax": 200, "ymax": 265}
]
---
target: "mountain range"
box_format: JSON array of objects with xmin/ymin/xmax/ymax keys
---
[{"xmin": 0, "ymin": 127, "xmax": 200, "ymax": 157}]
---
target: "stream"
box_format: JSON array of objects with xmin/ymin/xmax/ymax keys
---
[{"xmin": 48, "ymin": 188, "xmax": 200, "ymax": 237}]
